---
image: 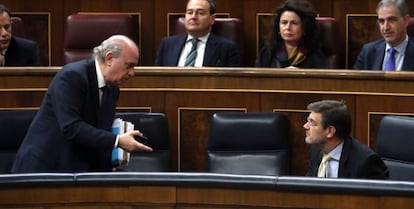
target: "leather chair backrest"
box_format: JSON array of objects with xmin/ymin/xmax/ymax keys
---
[
  {"xmin": 317, "ymin": 17, "xmax": 341, "ymax": 69},
  {"xmin": 11, "ymin": 17, "xmax": 25, "ymax": 38},
  {"xmin": 114, "ymin": 112, "xmax": 171, "ymax": 172},
  {"xmin": 376, "ymin": 115, "xmax": 414, "ymax": 181},
  {"xmin": 174, "ymin": 17, "xmax": 243, "ymax": 56},
  {"xmin": 63, "ymin": 14, "xmax": 138, "ymax": 64},
  {"xmin": 0, "ymin": 110, "xmax": 37, "ymax": 173},
  {"xmin": 207, "ymin": 112, "xmax": 289, "ymax": 176}
]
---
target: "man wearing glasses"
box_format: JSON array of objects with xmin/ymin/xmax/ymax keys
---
[{"xmin": 304, "ymin": 100, "xmax": 389, "ymax": 179}]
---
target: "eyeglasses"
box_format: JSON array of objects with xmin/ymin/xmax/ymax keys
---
[{"xmin": 305, "ymin": 119, "xmax": 319, "ymax": 127}]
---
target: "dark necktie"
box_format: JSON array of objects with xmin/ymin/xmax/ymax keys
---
[
  {"xmin": 97, "ymin": 86, "xmax": 114, "ymax": 131},
  {"xmin": 384, "ymin": 47, "xmax": 396, "ymax": 71},
  {"xmin": 0, "ymin": 52, "xmax": 4, "ymax": 67},
  {"xmin": 184, "ymin": 38, "xmax": 199, "ymax": 67}
]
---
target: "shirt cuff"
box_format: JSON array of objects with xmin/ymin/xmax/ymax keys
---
[{"xmin": 114, "ymin": 134, "xmax": 120, "ymax": 148}]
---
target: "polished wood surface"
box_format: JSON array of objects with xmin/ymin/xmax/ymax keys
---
[
  {"xmin": 0, "ymin": 173, "xmax": 412, "ymax": 209},
  {"xmin": 1, "ymin": 185, "xmax": 413, "ymax": 209},
  {"xmin": 1, "ymin": 67, "xmax": 414, "ymax": 175}
]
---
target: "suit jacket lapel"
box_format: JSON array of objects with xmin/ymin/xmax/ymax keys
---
[
  {"xmin": 372, "ymin": 41, "xmax": 386, "ymax": 70},
  {"xmin": 338, "ymin": 137, "xmax": 352, "ymax": 177},
  {"xmin": 203, "ymin": 34, "xmax": 219, "ymax": 66},
  {"xmin": 172, "ymin": 35, "xmax": 187, "ymax": 65},
  {"xmin": 84, "ymin": 59, "xmax": 101, "ymax": 125},
  {"xmin": 402, "ymin": 38, "xmax": 414, "ymax": 71}
]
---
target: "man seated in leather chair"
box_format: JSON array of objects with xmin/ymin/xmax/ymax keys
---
[
  {"xmin": 0, "ymin": 4, "xmax": 41, "ymax": 66},
  {"xmin": 155, "ymin": 0, "xmax": 241, "ymax": 67}
]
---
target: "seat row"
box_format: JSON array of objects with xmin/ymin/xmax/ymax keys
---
[
  {"xmin": 12, "ymin": 13, "xmax": 341, "ymax": 68},
  {"xmin": 0, "ymin": 110, "xmax": 413, "ymax": 181}
]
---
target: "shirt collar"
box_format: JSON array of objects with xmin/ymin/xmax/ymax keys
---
[
  {"xmin": 95, "ymin": 58, "xmax": 106, "ymax": 89},
  {"xmin": 386, "ymin": 35, "xmax": 409, "ymax": 55},
  {"xmin": 187, "ymin": 33, "xmax": 210, "ymax": 44},
  {"xmin": 327, "ymin": 141, "xmax": 344, "ymax": 161}
]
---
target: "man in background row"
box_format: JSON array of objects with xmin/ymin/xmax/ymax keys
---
[
  {"xmin": 353, "ymin": 0, "xmax": 414, "ymax": 71},
  {"xmin": 155, "ymin": 0, "xmax": 241, "ymax": 67},
  {"xmin": 0, "ymin": 4, "xmax": 41, "ymax": 66},
  {"xmin": 256, "ymin": 0, "xmax": 328, "ymax": 69}
]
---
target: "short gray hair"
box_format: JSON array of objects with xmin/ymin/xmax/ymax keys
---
[
  {"xmin": 377, "ymin": 0, "xmax": 409, "ymax": 16},
  {"xmin": 93, "ymin": 36, "xmax": 124, "ymax": 62}
]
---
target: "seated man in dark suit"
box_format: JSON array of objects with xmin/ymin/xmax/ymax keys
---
[
  {"xmin": 353, "ymin": 0, "xmax": 414, "ymax": 71},
  {"xmin": 155, "ymin": 0, "xmax": 241, "ymax": 67},
  {"xmin": 0, "ymin": 4, "xmax": 41, "ymax": 66},
  {"xmin": 304, "ymin": 100, "xmax": 389, "ymax": 179}
]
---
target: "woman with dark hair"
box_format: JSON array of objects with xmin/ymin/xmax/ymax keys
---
[{"xmin": 255, "ymin": 0, "xmax": 327, "ymax": 68}]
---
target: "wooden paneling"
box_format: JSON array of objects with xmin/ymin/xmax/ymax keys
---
[
  {"xmin": 2, "ymin": 67, "xmax": 414, "ymax": 174},
  {"xmin": 0, "ymin": 179, "xmax": 412, "ymax": 209},
  {"xmin": 5, "ymin": 0, "xmax": 414, "ymax": 67}
]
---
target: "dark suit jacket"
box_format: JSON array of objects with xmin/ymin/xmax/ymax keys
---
[
  {"xmin": 11, "ymin": 59, "xmax": 119, "ymax": 173},
  {"xmin": 5, "ymin": 36, "xmax": 41, "ymax": 66},
  {"xmin": 155, "ymin": 34, "xmax": 241, "ymax": 67},
  {"xmin": 306, "ymin": 137, "xmax": 389, "ymax": 179},
  {"xmin": 353, "ymin": 38, "xmax": 414, "ymax": 70},
  {"xmin": 255, "ymin": 46, "xmax": 328, "ymax": 68}
]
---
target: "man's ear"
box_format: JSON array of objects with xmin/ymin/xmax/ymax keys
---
[
  {"xmin": 104, "ymin": 51, "xmax": 113, "ymax": 66},
  {"xmin": 210, "ymin": 14, "xmax": 216, "ymax": 26},
  {"xmin": 404, "ymin": 14, "xmax": 411, "ymax": 28},
  {"xmin": 326, "ymin": 125, "xmax": 336, "ymax": 138}
]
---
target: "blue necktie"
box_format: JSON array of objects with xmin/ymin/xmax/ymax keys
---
[
  {"xmin": 97, "ymin": 86, "xmax": 114, "ymax": 131},
  {"xmin": 384, "ymin": 48, "xmax": 396, "ymax": 71},
  {"xmin": 185, "ymin": 38, "xmax": 199, "ymax": 67}
]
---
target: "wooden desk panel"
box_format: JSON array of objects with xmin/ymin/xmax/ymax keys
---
[
  {"xmin": 0, "ymin": 173, "xmax": 413, "ymax": 209},
  {"xmin": 2, "ymin": 67, "xmax": 414, "ymax": 174}
]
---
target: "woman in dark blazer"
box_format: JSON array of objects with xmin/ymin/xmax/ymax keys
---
[{"xmin": 256, "ymin": 0, "xmax": 327, "ymax": 69}]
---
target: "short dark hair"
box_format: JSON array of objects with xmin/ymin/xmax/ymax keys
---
[
  {"xmin": 266, "ymin": 0, "xmax": 320, "ymax": 54},
  {"xmin": 187, "ymin": 0, "xmax": 216, "ymax": 15},
  {"xmin": 0, "ymin": 4, "xmax": 10, "ymax": 16},
  {"xmin": 307, "ymin": 100, "xmax": 352, "ymax": 140}
]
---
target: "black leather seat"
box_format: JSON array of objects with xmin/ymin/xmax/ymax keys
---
[
  {"xmin": 376, "ymin": 115, "xmax": 414, "ymax": 181},
  {"xmin": 207, "ymin": 112, "xmax": 289, "ymax": 176},
  {"xmin": 0, "ymin": 110, "xmax": 37, "ymax": 173},
  {"xmin": 114, "ymin": 112, "xmax": 171, "ymax": 172},
  {"xmin": 317, "ymin": 17, "xmax": 341, "ymax": 68}
]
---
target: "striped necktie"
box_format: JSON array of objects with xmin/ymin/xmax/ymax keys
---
[
  {"xmin": 185, "ymin": 38, "xmax": 199, "ymax": 67},
  {"xmin": 0, "ymin": 52, "xmax": 4, "ymax": 67}
]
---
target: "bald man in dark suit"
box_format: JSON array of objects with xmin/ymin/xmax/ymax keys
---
[{"xmin": 12, "ymin": 35, "xmax": 152, "ymax": 173}]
